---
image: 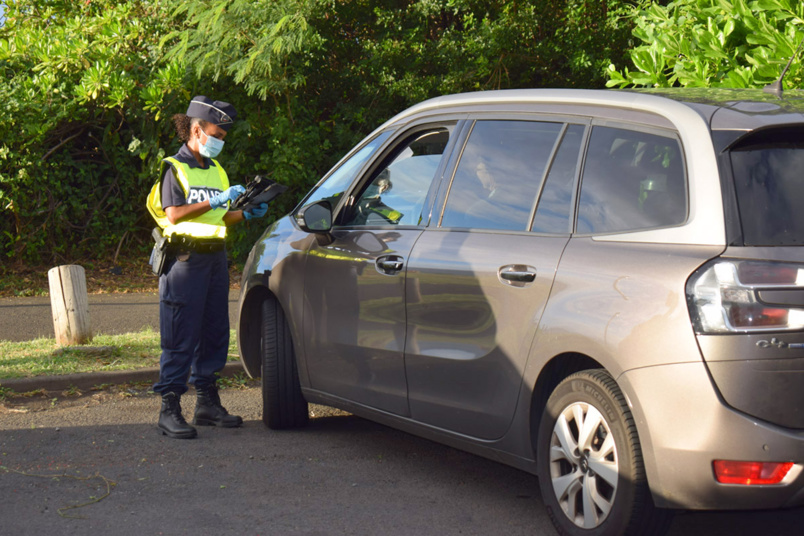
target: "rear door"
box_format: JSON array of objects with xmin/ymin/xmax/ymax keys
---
[{"xmin": 404, "ymin": 119, "xmax": 587, "ymax": 439}]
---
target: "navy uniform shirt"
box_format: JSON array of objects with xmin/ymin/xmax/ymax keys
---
[{"xmin": 161, "ymin": 144, "xmax": 223, "ymax": 209}]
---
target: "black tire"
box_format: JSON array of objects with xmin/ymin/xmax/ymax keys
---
[
  {"xmin": 537, "ymin": 370, "xmax": 673, "ymax": 536},
  {"xmin": 261, "ymin": 298, "xmax": 309, "ymax": 429}
]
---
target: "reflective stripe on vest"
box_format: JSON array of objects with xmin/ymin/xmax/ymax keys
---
[{"xmin": 145, "ymin": 157, "xmax": 230, "ymax": 239}]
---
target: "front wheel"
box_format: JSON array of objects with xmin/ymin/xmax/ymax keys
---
[
  {"xmin": 260, "ymin": 299, "xmax": 309, "ymax": 429},
  {"xmin": 537, "ymin": 370, "xmax": 672, "ymax": 536}
]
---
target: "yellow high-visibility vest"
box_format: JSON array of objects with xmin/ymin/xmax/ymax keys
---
[{"xmin": 146, "ymin": 157, "xmax": 230, "ymax": 239}]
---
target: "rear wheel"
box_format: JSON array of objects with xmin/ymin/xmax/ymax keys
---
[
  {"xmin": 261, "ymin": 299, "xmax": 309, "ymax": 429},
  {"xmin": 537, "ymin": 369, "xmax": 672, "ymax": 536}
]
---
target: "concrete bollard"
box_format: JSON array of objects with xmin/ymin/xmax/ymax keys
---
[{"xmin": 47, "ymin": 264, "xmax": 93, "ymax": 345}]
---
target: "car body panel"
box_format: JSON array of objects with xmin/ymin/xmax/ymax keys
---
[
  {"xmin": 525, "ymin": 238, "xmax": 723, "ymax": 376},
  {"xmin": 619, "ymin": 362, "xmax": 804, "ymax": 510},
  {"xmin": 237, "ymin": 216, "xmax": 313, "ymax": 380}
]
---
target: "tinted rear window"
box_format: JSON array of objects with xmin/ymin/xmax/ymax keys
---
[{"xmin": 730, "ymin": 127, "xmax": 804, "ymax": 246}]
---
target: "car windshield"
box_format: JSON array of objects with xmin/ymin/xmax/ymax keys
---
[{"xmin": 730, "ymin": 127, "xmax": 804, "ymax": 246}]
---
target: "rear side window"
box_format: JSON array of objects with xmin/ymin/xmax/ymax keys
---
[
  {"xmin": 730, "ymin": 128, "xmax": 804, "ymax": 246},
  {"xmin": 440, "ymin": 120, "xmax": 563, "ymax": 231},
  {"xmin": 577, "ymin": 126, "xmax": 687, "ymax": 234}
]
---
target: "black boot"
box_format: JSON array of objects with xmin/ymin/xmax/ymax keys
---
[
  {"xmin": 194, "ymin": 384, "xmax": 243, "ymax": 428},
  {"xmin": 158, "ymin": 392, "xmax": 197, "ymax": 439}
]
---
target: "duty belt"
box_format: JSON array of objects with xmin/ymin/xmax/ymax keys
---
[{"xmin": 169, "ymin": 235, "xmax": 225, "ymax": 254}]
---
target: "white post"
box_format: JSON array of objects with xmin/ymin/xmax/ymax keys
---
[{"xmin": 47, "ymin": 265, "xmax": 93, "ymax": 345}]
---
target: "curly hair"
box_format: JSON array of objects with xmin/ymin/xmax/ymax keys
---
[{"xmin": 172, "ymin": 114, "xmax": 209, "ymax": 142}]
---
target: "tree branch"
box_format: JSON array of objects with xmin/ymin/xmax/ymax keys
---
[{"xmin": 41, "ymin": 131, "xmax": 84, "ymax": 162}]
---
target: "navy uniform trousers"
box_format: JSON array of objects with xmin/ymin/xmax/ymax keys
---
[{"xmin": 153, "ymin": 249, "xmax": 229, "ymax": 395}]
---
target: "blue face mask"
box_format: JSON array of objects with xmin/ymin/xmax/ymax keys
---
[{"xmin": 198, "ymin": 130, "xmax": 225, "ymax": 159}]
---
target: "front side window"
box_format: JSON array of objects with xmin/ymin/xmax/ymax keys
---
[
  {"xmin": 576, "ymin": 126, "xmax": 687, "ymax": 234},
  {"xmin": 300, "ymin": 131, "xmax": 393, "ymax": 210},
  {"xmin": 342, "ymin": 127, "xmax": 452, "ymax": 227},
  {"xmin": 440, "ymin": 120, "xmax": 563, "ymax": 231},
  {"xmin": 730, "ymin": 127, "xmax": 804, "ymax": 246}
]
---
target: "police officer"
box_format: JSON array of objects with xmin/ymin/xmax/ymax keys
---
[{"xmin": 146, "ymin": 96, "xmax": 268, "ymax": 439}]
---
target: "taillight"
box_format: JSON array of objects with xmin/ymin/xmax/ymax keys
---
[
  {"xmin": 713, "ymin": 460, "xmax": 794, "ymax": 485},
  {"xmin": 686, "ymin": 259, "xmax": 804, "ymax": 333}
]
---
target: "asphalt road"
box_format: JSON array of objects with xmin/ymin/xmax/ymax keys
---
[
  {"xmin": 0, "ymin": 290, "xmax": 240, "ymax": 342},
  {"xmin": 1, "ymin": 388, "xmax": 802, "ymax": 536}
]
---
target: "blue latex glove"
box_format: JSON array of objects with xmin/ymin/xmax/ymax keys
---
[
  {"xmin": 209, "ymin": 185, "xmax": 246, "ymax": 210},
  {"xmin": 244, "ymin": 202, "xmax": 269, "ymax": 221}
]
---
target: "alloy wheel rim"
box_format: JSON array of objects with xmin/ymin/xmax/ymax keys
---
[{"xmin": 549, "ymin": 402, "xmax": 619, "ymax": 529}]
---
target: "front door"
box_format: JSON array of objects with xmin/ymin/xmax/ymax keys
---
[
  {"xmin": 303, "ymin": 125, "xmax": 456, "ymax": 415},
  {"xmin": 303, "ymin": 228, "xmax": 421, "ymax": 415}
]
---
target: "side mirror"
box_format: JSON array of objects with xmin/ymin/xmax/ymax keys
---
[{"xmin": 296, "ymin": 200, "xmax": 333, "ymax": 233}]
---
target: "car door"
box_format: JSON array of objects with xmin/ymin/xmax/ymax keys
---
[
  {"xmin": 303, "ymin": 123, "xmax": 458, "ymax": 415},
  {"xmin": 404, "ymin": 120, "xmax": 586, "ymax": 439}
]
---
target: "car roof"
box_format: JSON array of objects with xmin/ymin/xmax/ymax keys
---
[
  {"xmin": 379, "ymin": 87, "xmax": 804, "ymax": 133},
  {"xmin": 634, "ymin": 87, "xmax": 804, "ymax": 131}
]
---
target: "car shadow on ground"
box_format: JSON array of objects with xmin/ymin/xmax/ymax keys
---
[{"xmin": 300, "ymin": 414, "xmax": 804, "ymax": 536}]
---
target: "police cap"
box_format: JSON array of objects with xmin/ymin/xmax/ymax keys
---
[{"xmin": 186, "ymin": 96, "xmax": 237, "ymax": 131}]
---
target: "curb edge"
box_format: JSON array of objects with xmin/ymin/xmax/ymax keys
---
[{"xmin": 0, "ymin": 361, "xmax": 245, "ymax": 393}]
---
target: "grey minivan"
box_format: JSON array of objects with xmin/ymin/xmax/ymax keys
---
[{"xmin": 237, "ymin": 89, "xmax": 804, "ymax": 536}]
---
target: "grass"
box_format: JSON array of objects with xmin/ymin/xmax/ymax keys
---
[{"xmin": 0, "ymin": 328, "xmax": 239, "ymax": 380}]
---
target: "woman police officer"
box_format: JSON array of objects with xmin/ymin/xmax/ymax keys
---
[{"xmin": 146, "ymin": 96, "xmax": 268, "ymax": 439}]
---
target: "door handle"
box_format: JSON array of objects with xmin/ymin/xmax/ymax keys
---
[
  {"xmin": 499, "ymin": 265, "xmax": 537, "ymax": 285},
  {"xmin": 376, "ymin": 255, "xmax": 404, "ymax": 275},
  {"xmin": 500, "ymin": 270, "xmax": 536, "ymax": 283}
]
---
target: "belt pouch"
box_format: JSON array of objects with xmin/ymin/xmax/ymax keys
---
[{"xmin": 151, "ymin": 227, "xmax": 169, "ymax": 276}]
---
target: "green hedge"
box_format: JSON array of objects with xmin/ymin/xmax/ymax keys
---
[
  {"xmin": 608, "ymin": 0, "xmax": 804, "ymax": 88},
  {"xmin": 0, "ymin": 0, "xmax": 633, "ymax": 266}
]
